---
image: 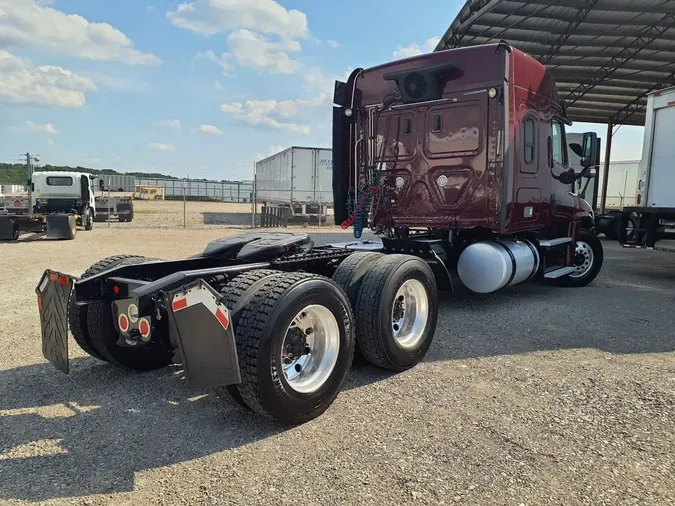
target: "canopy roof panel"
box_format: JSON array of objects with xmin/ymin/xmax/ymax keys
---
[{"xmin": 436, "ymin": 0, "xmax": 675, "ymax": 126}]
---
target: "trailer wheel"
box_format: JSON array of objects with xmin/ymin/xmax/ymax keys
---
[
  {"xmin": 355, "ymin": 254, "xmax": 438, "ymax": 371},
  {"xmin": 68, "ymin": 255, "xmax": 152, "ymax": 361},
  {"xmin": 234, "ymin": 272, "xmax": 355, "ymax": 425},
  {"xmin": 12, "ymin": 223, "xmax": 19, "ymax": 240},
  {"xmin": 554, "ymin": 229, "xmax": 604, "ymax": 287},
  {"xmin": 84, "ymin": 209, "xmax": 94, "ymax": 230},
  {"xmin": 217, "ymin": 269, "xmax": 285, "ymax": 410}
]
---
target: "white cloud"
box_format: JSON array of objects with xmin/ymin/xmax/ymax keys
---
[
  {"xmin": 221, "ymin": 93, "xmax": 330, "ymax": 134},
  {"xmin": 166, "ymin": 0, "xmax": 309, "ymax": 39},
  {"xmin": 0, "ymin": 51, "xmax": 96, "ymax": 108},
  {"xmin": 148, "ymin": 142, "xmax": 175, "ymax": 151},
  {"xmin": 199, "ymin": 124, "xmax": 222, "ymax": 134},
  {"xmin": 153, "ymin": 119, "xmax": 181, "ymax": 129},
  {"xmin": 79, "ymin": 72, "xmax": 152, "ymax": 93},
  {"xmin": 393, "ymin": 36, "xmax": 441, "ymax": 59},
  {"xmin": 326, "ymin": 40, "xmax": 340, "ymax": 48},
  {"xmin": 195, "ymin": 50, "xmax": 231, "ymax": 71},
  {"xmin": 10, "ymin": 120, "xmax": 58, "ymax": 134},
  {"xmin": 0, "ymin": 0, "xmax": 161, "ymax": 65},
  {"xmin": 227, "ymin": 29, "xmax": 300, "ymax": 74}
]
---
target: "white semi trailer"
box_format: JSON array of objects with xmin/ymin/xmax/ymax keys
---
[
  {"xmin": 619, "ymin": 85, "xmax": 675, "ymax": 250},
  {"xmin": 255, "ymin": 147, "xmax": 333, "ymax": 221}
]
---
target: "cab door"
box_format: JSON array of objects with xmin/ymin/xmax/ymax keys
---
[{"xmin": 550, "ymin": 118, "xmax": 576, "ymax": 225}]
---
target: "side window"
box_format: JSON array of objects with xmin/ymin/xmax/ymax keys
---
[
  {"xmin": 524, "ymin": 117, "xmax": 536, "ymax": 164},
  {"xmin": 552, "ymin": 120, "xmax": 567, "ymax": 165}
]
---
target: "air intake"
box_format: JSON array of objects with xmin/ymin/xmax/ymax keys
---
[{"xmin": 384, "ymin": 62, "xmax": 456, "ymax": 104}]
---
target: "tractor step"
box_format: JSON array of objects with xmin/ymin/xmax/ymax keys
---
[
  {"xmin": 539, "ymin": 237, "xmax": 572, "ymax": 248},
  {"xmin": 544, "ymin": 266, "xmax": 577, "ymax": 279}
]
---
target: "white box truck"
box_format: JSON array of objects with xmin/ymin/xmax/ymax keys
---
[
  {"xmin": 619, "ymin": 86, "xmax": 675, "ymax": 249},
  {"xmin": 255, "ymin": 147, "xmax": 332, "ymax": 220}
]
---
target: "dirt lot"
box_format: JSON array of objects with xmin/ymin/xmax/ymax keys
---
[{"xmin": 0, "ymin": 229, "xmax": 674, "ymax": 506}]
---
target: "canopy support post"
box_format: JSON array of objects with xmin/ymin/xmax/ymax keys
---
[{"xmin": 600, "ymin": 120, "xmax": 613, "ymax": 215}]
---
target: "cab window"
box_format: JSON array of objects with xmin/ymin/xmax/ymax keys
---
[
  {"xmin": 552, "ymin": 120, "xmax": 567, "ymax": 165},
  {"xmin": 46, "ymin": 176, "xmax": 73, "ymax": 186}
]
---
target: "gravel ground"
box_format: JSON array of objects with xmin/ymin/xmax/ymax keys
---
[{"xmin": 0, "ymin": 229, "xmax": 673, "ymax": 506}]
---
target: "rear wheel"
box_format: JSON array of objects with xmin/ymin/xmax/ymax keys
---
[
  {"xmin": 233, "ymin": 272, "xmax": 355, "ymax": 424},
  {"xmin": 69, "ymin": 255, "xmax": 149, "ymax": 361},
  {"xmin": 217, "ymin": 269, "xmax": 285, "ymax": 409},
  {"xmin": 84, "ymin": 209, "xmax": 94, "ymax": 231},
  {"xmin": 332, "ymin": 252, "xmax": 384, "ymax": 364},
  {"xmin": 355, "ymin": 254, "xmax": 438, "ymax": 371},
  {"xmin": 554, "ymin": 229, "xmax": 604, "ymax": 287}
]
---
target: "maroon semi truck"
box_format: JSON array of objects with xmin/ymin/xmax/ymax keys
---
[{"xmin": 36, "ymin": 43, "xmax": 602, "ymax": 425}]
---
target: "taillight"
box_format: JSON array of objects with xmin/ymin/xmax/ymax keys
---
[
  {"xmin": 118, "ymin": 313, "xmax": 130, "ymax": 333},
  {"xmin": 139, "ymin": 318, "xmax": 151, "ymax": 341},
  {"xmin": 637, "ymin": 194, "xmax": 642, "ymax": 205}
]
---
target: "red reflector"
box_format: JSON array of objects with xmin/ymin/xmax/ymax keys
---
[
  {"xmin": 139, "ymin": 318, "xmax": 151, "ymax": 337},
  {"xmin": 58, "ymin": 275, "xmax": 68, "ymax": 285},
  {"xmin": 215, "ymin": 308, "xmax": 229, "ymax": 330},
  {"xmin": 118, "ymin": 314, "xmax": 129, "ymax": 332},
  {"xmin": 172, "ymin": 298, "xmax": 188, "ymax": 312},
  {"xmin": 112, "ymin": 285, "xmax": 120, "ymax": 295},
  {"xmin": 49, "ymin": 272, "xmax": 58, "ymax": 281},
  {"xmin": 637, "ymin": 194, "xmax": 642, "ymax": 205},
  {"xmin": 37, "ymin": 297, "xmax": 43, "ymax": 310}
]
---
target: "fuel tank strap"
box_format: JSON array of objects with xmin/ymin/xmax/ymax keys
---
[
  {"xmin": 493, "ymin": 240, "xmax": 517, "ymax": 287},
  {"xmin": 521, "ymin": 239, "xmax": 540, "ymax": 280}
]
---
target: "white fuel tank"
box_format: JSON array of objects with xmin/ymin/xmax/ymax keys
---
[{"xmin": 457, "ymin": 238, "xmax": 540, "ymax": 294}]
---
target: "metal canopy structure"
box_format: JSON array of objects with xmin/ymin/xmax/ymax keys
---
[{"xmin": 435, "ymin": 0, "xmax": 675, "ymax": 127}]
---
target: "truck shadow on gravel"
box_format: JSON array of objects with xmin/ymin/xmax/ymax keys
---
[{"xmin": 0, "ymin": 357, "xmax": 394, "ymax": 501}]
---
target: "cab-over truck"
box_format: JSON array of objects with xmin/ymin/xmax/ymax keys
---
[{"xmin": 37, "ymin": 42, "xmax": 603, "ymax": 425}]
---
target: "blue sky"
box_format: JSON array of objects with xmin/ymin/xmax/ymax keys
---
[{"xmin": 1, "ymin": 0, "xmax": 645, "ymax": 180}]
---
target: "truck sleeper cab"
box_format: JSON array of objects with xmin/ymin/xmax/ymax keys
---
[{"xmin": 333, "ymin": 42, "xmax": 603, "ymax": 291}]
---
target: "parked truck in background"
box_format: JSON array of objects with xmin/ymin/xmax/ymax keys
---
[
  {"xmin": 95, "ymin": 175, "xmax": 135, "ymax": 222},
  {"xmin": 255, "ymin": 147, "xmax": 333, "ymax": 221},
  {"xmin": 567, "ymin": 134, "xmax": 638, "ymax": 241},
  {"xmin": 618, "ymin": 86, "xmax": 675, "ymax": 250},
  {"xmin": 0, "ymin": 171, "xmax": 134, "ymax": 240}
]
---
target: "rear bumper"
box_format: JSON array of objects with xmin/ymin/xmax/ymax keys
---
[{"xmin": 36, "ymin": 270, "xmax": 240, "ymax": 389}]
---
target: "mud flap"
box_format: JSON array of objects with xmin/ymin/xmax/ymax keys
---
[
  {"xmin": 167, "ymin": 279, "xmax": 241, "ymax": 389},
  {"xmin": 47, "ymin": 214, "xmax": 76, "ymax": 240},
  {"xmin": 0, "ymin": 216, "xmax": 16, "ymax": 240},
  {"xmin": 35, "ymin": 270, "xmax": 76, "ymax": 374}
]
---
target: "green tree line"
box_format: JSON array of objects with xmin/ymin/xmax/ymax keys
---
[{"xmin": 0, "ymin": 163, "xmax": 178, "ymax": 185}]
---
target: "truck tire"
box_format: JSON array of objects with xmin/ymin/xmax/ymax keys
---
[
  {"xmin": 355, "ymin": 254, "xmax": 438, "ymax": 371},
  {"xmin": 233, "ymin": 272, "xmax": 355, "ymax": 424},
  {"xmin": 84, "ymin": 209, "xmax": 94, "ymax": 231},
  {"xmin": 332, "ymin": 252, "xmax": 384, "ymax": 364},
  {"xmin": 554, "ymin": 229, "xmax": 604, "ymax": 287},
  {"xmin": 332, "ymin": 252, "xmax": 384, "ymax": 309},
  {"xmin": 217, "ymin": 269, "xmax": 285, "ymax": 410},
  {"xmin": 69, "ymin": 255, "xmax": 150, "ymax": 361}
]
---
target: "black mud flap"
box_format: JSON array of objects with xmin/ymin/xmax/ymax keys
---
[
  {"xmin": 167, "ymin": 279, "xmax": 241, "ymax": 389},
  {"xmin": 35, "ymin": 270, "xmax": 76, "ymax": 374},
  {"xmin": 46, "ymin": 214, "xmax": 76, "ymax": 240}
]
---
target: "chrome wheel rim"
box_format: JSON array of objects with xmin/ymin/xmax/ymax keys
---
[
  {"xmin": 570, "ymin": 241, "xmax": 594, "ymax": 278},
  {"xmin": 391, "ymin": 279, "xmax": 429, "ymax": 349},
  {"xmin": 281, "ymin": 305, "xmax": 340, "ymax": 394}
]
